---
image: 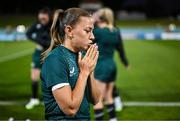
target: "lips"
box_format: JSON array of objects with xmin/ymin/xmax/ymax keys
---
[
  {"xmin": 89, "ymin": 42, "xmax": 93, "ymax": 45},
  {"xmin": 89, "ymin": 41, "xmax": 94, "ymax": 45},
  {"xmin": 88, "ymin": 42, "xmax": 93, "ymax": 46}
]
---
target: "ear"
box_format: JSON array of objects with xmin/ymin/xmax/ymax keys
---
[{"xmin": 64, "ymin": 25, "xmax": 73, "ymax": 37}]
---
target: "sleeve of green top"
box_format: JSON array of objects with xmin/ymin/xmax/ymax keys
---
[
  {"xmin": 116, "ymin": 29, "xmax": 129, "ymax": 66},
  {"xmin": 43, "ymin": 54, "xmax": 69, "ymax": 89}
]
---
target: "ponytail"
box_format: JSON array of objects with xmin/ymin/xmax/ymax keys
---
[{"xmin": 41, "ymin": 9, "xmax": 64, "ymax": 61}]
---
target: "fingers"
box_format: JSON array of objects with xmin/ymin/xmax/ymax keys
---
[
  {"xmin": 92, "ymin": 51, "xmax": 99, "ymax": 68},
  {"xmin": 84, "ymin": 44, "xmax": 96, "ymax": 59},
  {"xmin": 91, "ymin": 45, "xmax": 98, "ymax": 60},
  {"xmin": 94, "ymin": 50, "xmax": 99, "ymax": 62},
  {"xmin": 78, "ymin": 52, "xmax": 82, "ymax": 63},
  {"xmin": 85, "ymin": 45, "xmax": 93, "ymax": 58},
  {"xmin": 87, "ymin": 44, "xmax": 98, "ymax": 60},
  {"xmin": 79, "ymin": 44, "xmax": 99, "ymax": 73},
  {"xmin": 83, "ymin": 44, "xmax": 99, "ymax": 70},
  {"xmin": 88, "ymin": 45, "xmax": 95, "ymax": 59}
]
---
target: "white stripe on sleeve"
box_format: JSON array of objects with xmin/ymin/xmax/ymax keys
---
[{"xmin": 52, "ymin": 83, "xmax": 69, "ymax": 91}]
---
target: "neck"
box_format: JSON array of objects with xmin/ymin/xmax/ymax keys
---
[{"xmin": 62, "ymin": 39, "xmax": 78, "ymax": 53}]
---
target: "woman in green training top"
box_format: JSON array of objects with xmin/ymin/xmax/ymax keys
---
[
  {"xmin": 41, "ymin": 8, "xmax": 101, "ymax": 120},
  {"xmin": 93, "ymin": 8, "xmax": 129, "ymax": 121}
]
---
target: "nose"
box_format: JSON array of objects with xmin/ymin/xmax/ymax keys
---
[{"xmin": 90, "ymin": 32, "xmax": 95, "ymax": 41}]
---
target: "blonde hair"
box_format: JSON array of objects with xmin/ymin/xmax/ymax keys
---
[{"xmin": 97, "ymin": 8, "xmax": 114, "ymax": 30}]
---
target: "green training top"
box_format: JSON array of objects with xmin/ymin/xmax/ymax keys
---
[
  {"xmin": 41, "ymin": 45, "xmax": 90, "ymax": 120},
  {"xmin": 93, "ymin": 27, "xmax": 119, "ymax": 60}
]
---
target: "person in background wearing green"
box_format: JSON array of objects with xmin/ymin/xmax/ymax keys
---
[
  {"xmin": 93, "ymin": 8, "xmax": 129, "ymax": 121},
  {"xmin": 25, "ymin": 7, "xmax": 52, "ymax": 109}
]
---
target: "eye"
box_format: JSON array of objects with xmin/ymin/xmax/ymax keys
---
[{"xmin": 84, "ymin": 29, "xmax": 90, "ymax": 33}]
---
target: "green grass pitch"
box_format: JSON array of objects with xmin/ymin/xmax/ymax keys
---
[{"xmin": 0, "ymin": 40, "xmax": 180, "ymax": 120}]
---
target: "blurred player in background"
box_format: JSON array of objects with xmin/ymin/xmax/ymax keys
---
[
  {"xmin": 25, "ymin": 7, "xmax": 52, "ymax": 109},
  {"xmin": 93, "ymin": 8, "xmax": 129, "ymax": 120}
]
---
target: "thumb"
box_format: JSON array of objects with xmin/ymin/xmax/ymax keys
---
[{"xmin": 78, "ymin": 52, "xmax": 82, "ymax": 63}]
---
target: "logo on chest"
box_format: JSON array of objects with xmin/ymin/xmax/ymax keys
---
[{"xmin": 69, "ymin": 67, "xmax": 76, "ymax": 77}]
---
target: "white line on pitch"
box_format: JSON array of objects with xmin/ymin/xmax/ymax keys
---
[
  {"xmin": 124, "ymin": 101, "xmax": 180, "ymax": 107},
  {"xmin": 1, "ymin": 101, "xmax": 180, "ymax": 107},
  {"xmin": 0, "ymin": 49, "xmax": 33, "ymax": 63}
]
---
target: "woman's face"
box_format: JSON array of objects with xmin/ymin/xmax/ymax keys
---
[
  {"xmin": 38, "ymin": 13, "xmax": 50, "ymax": 25},
  {"xmin": 71, "ymin": 16, "xmax": 95, "ymax": 51}
]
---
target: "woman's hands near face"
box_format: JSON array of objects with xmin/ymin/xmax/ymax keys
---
[{"xmin": 78, "ymin": 44, "xmax": 99, "ymax": 75}]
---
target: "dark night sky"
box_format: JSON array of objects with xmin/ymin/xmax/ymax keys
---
[{"xmin": 0, "ymin": 0, "xmax": 180, "ymax": 17}]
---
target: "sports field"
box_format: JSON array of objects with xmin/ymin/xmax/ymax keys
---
[{"xmin": 0, "ymin": 40, "xmax": 180, "ymax": 120}]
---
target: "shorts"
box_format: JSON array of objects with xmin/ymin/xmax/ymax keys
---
[
  {"xmin": 31, "ymin": 49, "xmax": 44, "ymax": 69},
  {"xmin": 94, "ymin": 59, "xmax": 117, "ymax": 83}
]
